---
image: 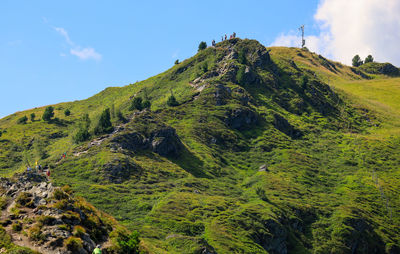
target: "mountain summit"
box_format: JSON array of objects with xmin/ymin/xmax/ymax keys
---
[{"xmin": 1, "ymin": 38, "xmax": 400, "ymax": 253}]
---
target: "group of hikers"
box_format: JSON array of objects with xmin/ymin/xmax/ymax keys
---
[
  {"xmin": 211, "ymin": 32, "xmax": 237, "ymax": 47},
  {"xmin": 26, "ymin": 160, "xmax": 50, "ymax": 177}
]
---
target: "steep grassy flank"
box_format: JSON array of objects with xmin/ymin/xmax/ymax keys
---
[{"xmin": 1, "ymin": 38, "xmax": 400, "ymax": 253}]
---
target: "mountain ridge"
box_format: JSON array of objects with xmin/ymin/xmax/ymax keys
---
[{"xmin": 1, "ymin": 38, "xmax": 400, "ymax": 253}]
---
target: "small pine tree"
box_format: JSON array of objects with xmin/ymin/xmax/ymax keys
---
[
  {"xmin": 142, "ymin": 100, "xmax": 151, "ymax": 109},
  {"xmin": 352, "ymin": 55, "xmax": 363, "ymax": 67},
  {"xmin": 17, "ymin": 116, "xmax": 28, "ymax": 124},
  {"xmin": 174, "ymin": 59, "xmax": 180, "ymax": 65},
  {"xmin": 238, "ymin": 49, "xmax": 247, "ymax": 64},
  {"xmin": 94, "ymin": 108, "xmax": 113, "ymax": 135},
  {"xmin": 129, "ymin": 97, "xmax": 143, "ymax": 111},
  {"xmin": 74, "ymin": 114, "xmax": 91, "ymax": 143},
  {"xmin": 167, "ymin": 95, "xmax": 179, "ymax": 107},
  {"xmin": 116, "ymin": 109, "xmax": 127, "ymax": 123},
  {"xmin": 300, "ymin": 75, "xmax": 309, "ymax": 90},
  {"xmin": 201, "ymin": 62, "xmax": 208, "ymax": 73},
  {"xmin": 81, "ymin": 113, "xmax": 91, "ymax": 129},
  {"xmin": 73, "ymin": 127, "xmax": 90, "ymax": 143},
  {"xmin": 198, "ymin": 41, "xmax": 207, "ymax": 51},
  {"xmin": 364, "ymin": 55, "xmax": 374, "ymax": 64},
  {"xmin": 110, "ymin": 104, "xmax": 115, "ymax": 118},
  {"xmin": 30, "ymin": 113, "xmax": 36, "ymax": 122},
  {"xmin": 64, "ymin": 109, "xmax": 71, "ymax": 116},
  {"xmin": 42, "ymin": 106, "xmax": 54, "ymax": 122},
  {"xmin": 236, "ymin": 66, "xmax": 246, "ymax": 85}
]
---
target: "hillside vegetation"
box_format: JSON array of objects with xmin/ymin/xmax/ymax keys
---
[{"xmin": 1, "ymin": 38, "xmax": 400, "ymax": 253}]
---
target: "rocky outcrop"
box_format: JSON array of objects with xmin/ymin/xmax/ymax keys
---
[
  {"xmin": 214, "ymin": 84, "xmax": 232, "ymax": 106},
  {"xmin": 0, "ymin": 173, "xmax": 118, "ymax": 254},
  {"xmin": 255, "ymin": 219, "xmax": 287, "ymax": 254},
  {"xmin": 225, "ymin": 107, "xmax": 258, "ymax": 130},
  {"xmin": 150, "ymin": 127, "xmax": 182, "ymax": 157},
  {"xmin": 112, "ymin": 125, "xmax": 183, "ymax": 157},
  {"xmin": 102, "ymin": 158, "xmax": 141, "ymax": 183}
]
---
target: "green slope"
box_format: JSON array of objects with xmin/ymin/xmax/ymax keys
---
[{"xmin": 1, "ymin": 38, "xmax": 400, "ymax": 253}]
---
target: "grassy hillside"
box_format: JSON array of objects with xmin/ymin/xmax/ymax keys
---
[{"xmin": 1, "ymin": 38, "xmax": 400, "ymax": 253}]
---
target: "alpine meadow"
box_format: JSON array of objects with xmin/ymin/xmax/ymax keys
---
[{"xmin": 1, "ymin": 37, "xmax": 400, "ymax": 253}]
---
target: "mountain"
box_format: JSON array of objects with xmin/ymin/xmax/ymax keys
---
[{"xmin": 1, "ymin": 38, "xmax": 400, "ymax": 253}]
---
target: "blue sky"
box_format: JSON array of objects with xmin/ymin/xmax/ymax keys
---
[
  {"xmin": 2, "ymin": 0, "xmax": 399, "ymax": 119},
  {"xmin": 0, "ymin": 0, "xmax": 320, "ymax": 118}
]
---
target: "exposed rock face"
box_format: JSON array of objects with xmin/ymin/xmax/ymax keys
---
[
  {"xmin": 225, "ymin": 107, "xmax": 257, "ymax": 130},
  {"xmin": 150, "ymin": 127, "xmax": 182, "ymax": 157},
  {"xmin": 111, "ymin": 132, "xmax": 146, "ymax": 152},
  {"xmin": 248, "ymin": 46, "xmax": 271, "ymax": 68},
  {"xmin": 112, "ymin": 126, "xmax": 183, "ymax": 157},
  {"xmin": 214, "ymin": 84, "xmax": 232, "ymax": 106},
  {"xmin": 0, "ymin": 173, "xmax": 108, "ymax": 254},
  {"xmin": 252, "ymin": 219, "xmax": 287, "ymax": 254},
  {"xmin": 273, "ymin": 114, "xmax": 302, "ymax": 139},
  {"xmin": 102, "ymin": 158, "xmax": 141, "ymax": 183}
]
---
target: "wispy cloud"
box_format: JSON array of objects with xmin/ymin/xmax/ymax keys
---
[
  {"xmin": 70, "ymin": 47, "xmax": 102, "ymax": 61},
  {"xmin": 54, "ymin": 27, "xmax": 73, "ymax": 46},
  {"xmin": 54, "ymin": 26, "xmax": 102, "ymax": 61}
]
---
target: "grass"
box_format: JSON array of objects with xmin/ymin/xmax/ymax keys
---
[{"xmin": 1, "ymin": 38, "xmax": 400, "ymax": 253}]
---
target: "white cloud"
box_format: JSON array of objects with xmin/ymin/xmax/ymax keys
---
[
  {"xmin": 54, "ymin": 27, "xmax": 74, "ymax": 46},
  {"xmin": 54, "ymin": 27, "xmax": 102, "ymax": 61},
  {"xmin": 271, "ymin": 0, "xmax": 400, "ymax": 66},
  {"xmin": 70, "ymin": 47, "xmax": 102, "ymax": 61}
]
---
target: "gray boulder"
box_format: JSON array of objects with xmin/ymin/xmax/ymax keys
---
[{"xmin": 225, "ymin": 108, "xmax": 258, "ymax": 130}]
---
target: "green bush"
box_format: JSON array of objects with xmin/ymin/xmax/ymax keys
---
[
  {"xmin": 30, "ymin": 113, "xmax": 35, "ymax": 122},
  {"xmin": 238, "ymin": 49, "xmax": 247, "ymax": 64},
  {"xmin": 116, "ymin": 110, "xmax": 127, "ymax": 123},
  {"xmin": 301, "ymin": 75, "xmax": 308, "ymax": 90},
  {"xmin": 111, "ymin": 228, "xmax": 140, "ymax": 254},
  {"xmin": 28, "ymin": 224, "xmax": 45, "ymax": 242},
  {"xmin": 200, "ymin": 62, "xmax": 208, "ymax": 73},
  {"xmin": 142, "ymin": 100, "xmax": 151, "ymax": 109},
  {"xmin": 167, "ymin": 95, "xmax": 179, "ymax": 107},
  {"xmin": 198, "ymin": 41, "xmax": 207, "ymax": 51},
  {"xmin": 11, "ymin": 221, "xmax": 22, "ymax": 232},
  {"xmin": 94, "ymin": 108, "xmax": 113, "ymax": 135},
  {"xmin": 236, "ymin": 66, "xmax": 246, "ymax": 85},
  {"xmin": 53, "ymin": 189, "xmax": 69, "ymax": 200},
  {"xmin": 64, "ymin": 109, "xmax": 71, "ymax": 116},
  {"xmin": 175, "ymin": 59, "xmax": 179, "ymax": 65},
  {"xmin": 37, "ymin": 216, "xmax": 56, "ymax": 226},
  {"xmin": 64, "ymin": 236, "xmax": 83, "ymax": 252},
  {"xmin": 16, "ymin": 192, "xmax": 33, "ymax": 208},
  {"xmin": 42, "ymin": 106, "xmax": 54, "ymax": 122},
  {"xmin": 129, "ymin": 97, "xmax": 143, "ymax": 111},
  {"xmin": 81, "ymin": 113, "xmax": 91, "ymax": 129},
  {"xmin": 73, "ymin": 127, "xmax": 90, "ymax": 143},
  {"xmin": 17, "ymin": 116, "xmax": 28, "ymax": 124},
  {"xmin": 73, "ymin": 225, "xmax": 86, "ymax": 237}
]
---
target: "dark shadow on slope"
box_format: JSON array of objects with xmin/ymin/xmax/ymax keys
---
[{"xmin": 168, "ymin": 145, "xmax": 210, "ymax": 178}]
